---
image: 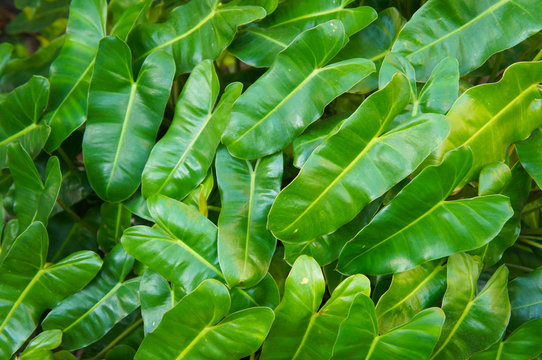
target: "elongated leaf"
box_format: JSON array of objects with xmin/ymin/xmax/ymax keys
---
[
  {"xmin": 260, "ymin": 255, "xmax": 370, "ymax": 360},
  {"xmin": 83, "ymin": 36, "xmax": 175, "ymax": 202},
  {"xmin": 44, "ymin": 0, "xmax": 107, "ymax": 151},
  {"xmin": 19, "ymin": 330, "xmax": 62, "ymax": 360},
  {"xmin": 338, "ymin": 147, "xmax": 513, "ymax": 275},
  {"xmin": 470, "ymin": 318, "xmax": 542, "ymax": 360},
  {"xmin": 0, "ymin": 76, "xmax": 50, "ymax": 170},
  {"xmin": 142, "ymin": 60, "xmax": 241, "ymax": 200},
  {"xmin": 269, "ymin": 75, "xmax": 448, "ymax": 243},
  {"xmin": 391, "ymin": 0, "xmax": 542, "ymax": 80},
  {"xmin": 216, "ymin": 147, "xmax": 283, "ymax": 288},
  {"xmin": 376, "ymin": 260, "xmax": 447, "ymax": 333},
  {"xmin": 332, "ymin": 295, "xmax": 444, "ymax": 360},
  {"xmin": 97, "ymin": 202, "xmax": 131, "ymax": 252},
  {"xmin": 134, "ymin": 279, "xmax": 274, "ymax": 360},
  {"xmin": 128, "ymin": 0, "xmax": 265, "ymax": 74},
  {"xmin": 516, "ymin": 129, "xmax": 542, "ymax": 189},
  {"xmin": 437, "ymin": 61, "xmax": 542, "ymax": 181},
  {"xmin": 430, "ymin": 253, "xmax": 511, "ymax": 360},
  {"xmin": 42, "ymin": 244, "xmax": 140, "ymax": 350},
  {"xmin": 229, "ymin": 0, "xmax": 377, "ymax": 67},
  {"xmin": 8, "ymin": 144, "xmax": 62, "ymax": 230},
  {"xmin": 223, "ymin": 21, "xmax": 376, "ymax": 159},
  {"xmin": 0, "ymin": 222, "xmax": 102, "ymax": 358},
  {"xmin": 508, "ymin": 266, "xmax": 542, "ymax": 331}
]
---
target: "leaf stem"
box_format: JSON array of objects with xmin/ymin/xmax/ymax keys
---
[
  {"xmin": 57, "ymin": 198, "xmax": 98, "ymax": 233},
  {"xmin": 85, "ymin": 317, "xmax": 144, "ymax": 360},
  {"xmin": 533, "ymin": 48, "xmax": 542, "ymax": 62},
  {"xmin": 207, "ymin": 205, "xmax": 221, "ymax": 212}
]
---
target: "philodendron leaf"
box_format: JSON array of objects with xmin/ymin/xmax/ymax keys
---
[
  {"xmin": 338, "ymin": 147, "xmax": 513, "ymax": 275},
  {"xmin": 19, "ymin": 329, "xmax": 62, "ymax": 360},
  {"xmin": 44, "ymin": 0, "xmax": 107, "ymax": 151},
  {"xmin": 260, "ymin": 255, "xmax": 370, "ymax": 360},
  {"xmin": 516, "ymin": 129, "xmax": 542, "ymax": 189},
  {"xmin": 229, "ymin": 0, "xmax": 377, "ymax": 67},
  {"xmin": 97, "ymin": 202, "xmax": 131, "ymax": 252},
  {"xmin": 83, "ymin": 36, "xmax": 175, "ymax": 202},
  {"xmin": 417, "ymin": 57, "xmax": 460, "ymax": 115},
  {"xmin": 430, "ymin": 253, "xmax": 511, "ymax": 360},
  {"xmin": 128, "ymin": 0, "xmax": 265, "ymax": 74},
  {"xmin": 0, "ymin": 75, "xmax": 50, "ymax": 170},
  {"xmin": 332, "ymin": 295, "xmax": 444, "ymax": 360},
  {"xmin": 470, "ymin": 318, "xmax": 542, "ymax": 360},
  {"xmin": 109, "ymin": 0, "xmax": 150, "ymax": 41},
  {"xmin": 229, "ymin": 273, "xmax": 280, "ymax": 313},
  {"xmin": 375, "ymin": 260, "xmax": 447, "ymax": 333},
  {"xmin": 216, "ymin": 147, "xmax": 283, "ymax": 288},
  {"xmin": 436, "ymin": 61, "xmax": 542, "ymax": 182},
  {"xmin": 0, "ymin": 42, "xmax": 12, "ymax": 75},
  {"xmin": 508, "ymin": 266, "xmax": 542, "ymax": 331},
  {"xmin": 142, "ymin": 60, "xmax": 242, "ymax": 200},
  {"xmin": 0, "ymin": 222, "xmax": 102, "ymax": 358},
  {"xmin": 42, "ymin": 244, "xmax": 140, "ymax": 350},
  {"xmin": 391, "ymin": 0, "xmax": 542, "ymax": 81},
  {"xmin": 134, "ymin": 279, "xmax": 274, "ymax": 360},
  {"xmin": 478, "ymin": 162, "xmax": 512, "ymax": 196},
  {"xmin": 222, "ymin": 21, "xmax": 376, "ymax": 159},
  {"xmin": 268, "ymin": 74, "xmax": 449, "ymax": 243},
  {"xmin": 8, "ymin": 144, "xmax": 62, "ymax": 231}
]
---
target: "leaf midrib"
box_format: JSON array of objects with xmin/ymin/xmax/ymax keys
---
[
  {"xmin": 175, "ymin": 323, "xmax": 213, "ymax": 360},
  {"xmin": 241, "ymin": 159, "xmax": 259, "ymax": 280},
  {"xmin": 269, "ymin": 5, "xmax": 349, "ymax": 29}
]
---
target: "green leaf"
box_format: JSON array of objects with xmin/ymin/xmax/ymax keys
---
[
  {"xmin": 332, "ymin": 295, "xmax": 444, "ymax": 360},
  {"xmin": 97, "ymin": 202, "xmax": 132, "ymax": 252},
  {"xmin": 0, "ymin": 75, "xmax": 50, "ymax": 170},
  {"xmin": 44, "ymin": 0, "xmax": 107, "ymax": 151},
  {"xmin": 417, "ymin": 57, "xmax": 460, "ymax": 115},
  {"xmin": 19, "ymin": 329, "xmax": 62, "ymax": 360},
  {"xmin": 128, "ymin": 0, "xmax": 266, "ymax": 74},
  {"xmin": 83, "ymin": 36, "xmax": 175, "ymax": 202},
  {"xmin": 0, "ymin": 42, "xmax": 12, "ymax": 76},
  {"xmin": 0, "ymin": 222, "xmax": 102, "ymax": 358},
  {"xmin": 6, "ymin": 0, "xmax": 69, "ymax": 34},
  {"xmin": 508, "ymin": 266, "xmax": 542, "ymax": 331},
  {"xmin": 375, "ymin": 260, "xmax": 447, "ymax": 333},
  {"xmin": 391, "ymin": 0, "xmax": 542, "ymax": 80},
  {"xmin": 134, "ymin": 279, "xmax": 274, "ymax": 360},
  {"xmin": 216, "ymin": 147, "xmax": 283, "ymax": 288},
  {"xmin": 436, "ymin": 61, "xmax": 542, "ymax": 182},
  {"xmin": 430, "ymin": 253, "xmax": 511, "ymax": 360},
  {"xmin": 516, "ymin": 129, "xmax": 542, "ymax": 189},
  {"xmin": 222, "ymin": 21, "xmax": 376, "ymax": 159},
  {"xmin": 8, "ymin": 144, "xmax": 62, "ymax": 230},
  {"xmin": 338, "ymin": 147, "xmax": 513, "ymax": 275},
  {"xmin": 110, "ymin": 0, "xmax": 150, "ymax": 41},
  {"xmin": 260, "ymin": 255, "xmax": 370, "ymax": 360},
  {"xmin": 141, "ymin": 60, "xmax": 242, "ymax": 200},
  {"xmin": 42, "ymin": 244, "xmax": 140, "ymax": 350},
  {"xmin": 478, "ymin": 162, "xmax": 512, "ymax": 196},
  {"xmin": 229, "ymin": 0, "xmax": 377, "ymax": 67},
  {"xmin": 229, "ymin": 273, "xmax": 280, "ymax": 313},
  {"xmin": 470, "ymin": 318, "xmax": 542, "ymax": 360},
  {"xmin": 268, "ymin": 74, "xmax": 448, "ymax": 243}
]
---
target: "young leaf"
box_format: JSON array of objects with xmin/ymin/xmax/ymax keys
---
[
  {"xmin": 83, "ymin": 36, "xmax": 175, "ymax": 202},
  {"xmin": 97, "ymin": 202, "xmax": 131, "ymax": 252},
  {"xmin": 134, "ymin": 279, "xmax": 274, "ymax": 360},
  {"xmin": 417, "ymin": 57, "xmax": 460, "ymax": 115},
  {"xmin": 508, "ymin": 266, "xmax": 542, "ymax": 331},
  {"xmin": 19, "ymin": 329, "xmax": 62, "ymax": 360},
  {"xmin": 216, "ymin": 147, "xmax": 283, "ymax": 288},
  {"xmin": 222, "ymin": 21, "xmax": 376, "ymax": 159},
  {"xmin": 229, "ymin": 273, "xmax": 280, "ymax": 313},
  {"xmin": 478, "ymin": 162, "xmax": 512, "ymax": 196},
  {"xmin": 42, "ymin": 244, "xmax": 140, "ymax": 350},
  {"xmin": 338, "ymin": 147, "xmax": 513, "ymax": 275}
]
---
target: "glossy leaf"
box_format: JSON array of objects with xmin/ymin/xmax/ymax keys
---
[
  {"xmin": 268, "ymin": 75, "xmax": 448, "ymax": 243},
  {"xmin": 44, "ymin": 0, "xmax": 107, "ymax": 151},
  {"xmin": 0, "ymin": 76, "xmax": 50, "ymax": 170},
  {"xmin": 0, "ymin": 222, "xmax": 102, "ymax": 358},
  {"xmin": 260, "ymin": 255, "xmax": 370, "ymax": 360},
  {"xmin": 128, "ymin": 0, "xmax": 266, "ymax": 74},
  {"xmin": 83, "ymin": 36, "xmax": 175, "ymax": 202},
  {"xmin": 134, "ymin": 279, "xmax": 274, "ymax": 360},
  {"xmin": 436, "ymin": 61, "xmax": 542, "ymax": 181},
  {"xmin": 430, "ymin": 253, "xmax": 511, "ymax": 360},
  {"xmin": 338, "ymin": 147, "xmax": 513, "ymax": 275},
  {"xmin": 142, "ymin": 60, "xmax": 241, "ymax": 200},
  {"xmin": 376, "ymin": 260, "xmax": 447, "ymax": 333},
  {"xmin": 97, "ymin": 202, "xmax": 131, "ymax": 252},
  {"xmin": 508, "ymin": 266, "xmax": 542, "ymax": 331},
  {"xmin": 516, "ymin": 129, "xmax": 542, "ymax": 189},
  {"xmin": 216, "ymin": 147, "xmax": 283, "ymax": 288},
  {"xmin": 229, "ymin": 273, "xmax": 280, "ymax": 313},
  {"xmin": 229, "ymin": 0, "xmax": 377, "ymax": 67},
  {"xmin": 332, "ymin": 295, "xmax": 444, "ymax": 360},
  {"xmin": 391, "ymin": 0, "xmax": 542, "ymax": 80},
  {"xmin": 222, "ymin": 21, "xmax": 376, "ymax": 159},
  {"xmin": 478, "ymin": 162, "xmax": 512, "ymax": 196},
  {"xmin": 19, "ymin": 329, "xmax": 62, "ymax": 360},
  {"xmin": 42, "ymin": 244, "xmax": 140, "ymax": 350},
  {"xmin": 417, "ymin": 57, "xmax": 460, "ymax": 115},
  {"xmin": 110, "ymin": 0, "xmax": 150, "ymax": 41}
]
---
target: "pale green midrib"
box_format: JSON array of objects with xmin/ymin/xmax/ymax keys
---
[
  {"xmin": 511, "ymin": 299, "xmax": 542, "ymax": 310},
  {"xmin": 154, "ymin": 111, "xmax": 214, "ymax": 195},
  {"xmin": 90, "ymin": 317, "xmax": 143, "ymax": 360},
  {"xmin": 0, "ymin": 270, "xmax": 44, "ymax": 333},
  {"xmin": 246, "ymin": 29, "xmax": 288, "ymax": 47},
  {"xmin": 407, "ymin": 0, "xmax": 510, "ymax": 57},
  {"xmin": 63, "ymin": 282, "xmax": 124, "ymax": 332},
  {"xmin": 241, "ymin": 160, "xmax": 258, "ymax": 281},
  {"xmin": 364, "ymin": 336, "xmax": 379, "ymax": 359},
  {"xmin": 430, "ymin": 300, "xmax": 474, "ymax": 360},
  {"xmin": 105, "ymin": 82, "xmax": 138, "ymax": 195},
  {"xmin": 495, "ymin": 342, "xmax": 504, "ymax": 360},
  {"xmin": 113, "ymin": 203, "xmax": 123, "ymax": 240},
  {"xmin": 175, "ymin": 324, "xmax": 213, "ymax": 360},
  {"xmin": 0, "ymin": 123, "xmax": 39, "ymax": 146},
  {"xmin": 268, "ymin": 6, "xmax": 347, "ymax": 29},
  {"xmin": 236, "ymin": 288, "xmax": 258, "ymax": 306},
  {"xmin": 291, "ymin": 312, "xmax": 318, "ymax": 360},
  {"xmin": 377, "ymin": 263, "xmax": 444, "ymax": 319}
]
